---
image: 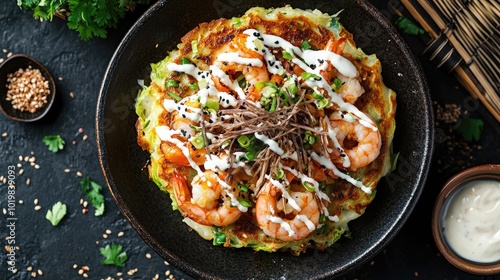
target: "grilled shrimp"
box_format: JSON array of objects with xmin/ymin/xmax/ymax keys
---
[
  {"xmin": 172, "ymin": 171, "xmax": 243, "ymax": 226},
  {"xmin": 330, "ymin": 119, "xmax": 381, "ymax": 171},
  {"xmin": 160, "ymin": 112, "xmax": 206, "ymax": 166},
  {"xmin": 336, "ymin": 74, "xmax": 365, "ymax": 104},
  {"xmin": 256, "ymin": 183, "xmax": 320, "ymax": 241}
]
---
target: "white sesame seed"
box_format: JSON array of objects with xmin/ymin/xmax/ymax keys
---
[
  {"xmin": 0, "ymin": 58, "xmax": 3, "ymax": 63},
  {"xmin": 2, "ymin": 49, "xmax": 7, "ymax": 53},
  {"xmin": 1, "ymin": 132, "xmax": 7, "ymax": 137},
  {"xmin": 146, "ymin": 253, "xmax": 151, "ymax": 259},
  {"xmin": 34, "ymin": 164, "xmax": 40, "ymax": 169},
  {"xmin": 26, "ymin": 178, "xmax": 30, "ymax": 185},
  {"xmin": 64, "ymin": 168, "xmax": 71, "ymax": 173},
  {"xmin": 27, "ymin": 266, "xmax": 33, "ymax": 271},
  {"xmin": 7, "ymin": 52, "xmax": 12, "ymax": 58},
  {"xmin": 76, "ymin": 171, "xmax": 83, "ymax": 177},
  {"xmin": 34, "ymin": 199, "xmax": 38, "ymax": 205},
  {"xmin": 2, "ymin": 208, "xmax": 6, "ymax": 215},
  {"xmin": 83, "ymin": 135, "xmax": 88, "ymax": 141},
  {"xmin": 164, "ymin": 261, "xmax": 170, "ymax": 266},
  {"xmin": 18, "ymin": 169, "xmax": 24, "ymax": 175},
  {"xmin": 83, "ymin": 273, "xmax": 88, "ymax": 278},
  {"xmin": 105, "ymin": 229, "xmax": 112, "ymax": 234},
  {"xmin": 70, "ymin": 92, "xmax": 75, "ymax": 99},
  {"xmin": 83, "ymin": 201, "xmax": 88, "ymax": 208},
  {"xmin": 58, "ymin": 77, "xmax": 63, "ymax": 81},
  {"xmin": 18, "ymin": 200, "xmax": 23, "ymax": 204},
  {"xmin": 102, "ymin": 234, "xmax": 108, "ymax": 239},
  {"xmin": 31, "ymin": 271, "xmax": 36, "ymax": 277},
  {"xmin": 16, "ymin": 163, "xmax": 21, "ymax": 168},
  {"xmin": 117, "ymin": 272, "xmax": 123, "ymax": 276},
  {"xmin": 37, "ymin": 269, "xmax": 43, "ymax": 275},
  {"xmin": 78, "ymin": 269, "xmax": 84, "ymax": 275},
  {"xmin": 18, "ymin": 155, "xmax": 23, "ymax": 161},
  {"xmin": 73, "ymin": 264, "xmax": 78, "ymax": 269},
  {"xmin": 82, "ymin": 265, "xmax": 89, "ymax": 271},
  {"xmin": 34, "ymin": 205, "xmax": 41, "ymax": 211},
  {"xmin": 24, "ymin": 156, "xmax": 29, "ymax": 162},
  {"xmin": 117, "ymin": 231, "xmax": 124, "ymax": 237}
]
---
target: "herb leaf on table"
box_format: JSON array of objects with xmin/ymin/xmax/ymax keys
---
[
  {"xmin": 45, "ymin": 201, "xmax": 67, "ymax": 226},
  {"xmin": 80, "ymin": 177, "xmax": 105, "ymax": 216},
  {"xmin": 42, "ymin": 135, "xmax": 65, "ymax": 153},
  {"xmin": 100, "ymin": 243, "xmax": 128, "ymax": 267}
]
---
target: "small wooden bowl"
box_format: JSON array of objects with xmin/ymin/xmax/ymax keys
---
[
  {"xmin": 0, "ymin": 54, "xmax": 56, "ymax": 122},
  {"xmin": 432, "ymin": 164, "xmax": 500, "ymax": 275}
]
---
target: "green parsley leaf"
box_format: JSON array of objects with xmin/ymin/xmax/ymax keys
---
[
  {"xmin": 395, "ymin": 16, "xmax": 425, "ymax": 35},
  {"xmin": 42, "ymin": 135, "xmax": 65, "ymax": 153},
  {"xmin": 80, "ymin": 177, "xmax": 105, "ymax": 216},
  {"xmin": 45, "ymin": 201, "xmax": 67, "ymax": 226},
  {"xmin": 100, "ymin": 243, "xmax": 128, "ymax": 267},
  {"xmin": 456, "ymin": 117, "xmax": 484, "ymax": 142}
]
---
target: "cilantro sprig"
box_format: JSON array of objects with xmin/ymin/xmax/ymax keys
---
[
  {"xmin": 18, "ymin": 0, "xmax": 152, "ymax": 41},
  {"xmin": 100, "ymin": 243, "xmax": 128, "ymax": 267},
  {"xmin": 80, "ymin": 177, "xmax": 105, "ymax": 216},
  {"xmin": 456, "ymin": 117, "xmax": 484, "ymax": 142},
  {"xmin": 395, "ymin": 16, "xmax": 425, "ymax": 35},
  {"xmin": 42, "ymin": 135, "xmax": 65, "ymax": 153},
  {"xmin": 45, "ymin": 201, "xmax": 67, "ymax": 226}
]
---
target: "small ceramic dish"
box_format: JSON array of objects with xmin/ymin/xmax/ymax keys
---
[
  {"xmin": 0, "ymin": 54, "xmax": 56, "ymax": 122},
  {"xmin": 432, "ymin": 164, "xmax": 500, "ymax": 275}
]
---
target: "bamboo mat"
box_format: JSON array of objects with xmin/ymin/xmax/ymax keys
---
[{"xmin": 401, "ymin": 0, "xmax": 500, "ymax": 123}]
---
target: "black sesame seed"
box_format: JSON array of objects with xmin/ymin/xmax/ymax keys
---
[
  {"xmin": 182, "ymin": 114, "xmax": 186, "ymax": 118},
  {"xmin": 320, "ymin": 165, "xmax": 325, "ymax": 168},
  {"xmin": 253, "ymin": 32, "xmax": 259, "ymax": 37},
  {"xmin": 274, "ymin": 40, "xmax": 279, "ymax": 44},
  {"xmin": 310, "ymin": 64, "xmax": 316, "ymax": 70}
]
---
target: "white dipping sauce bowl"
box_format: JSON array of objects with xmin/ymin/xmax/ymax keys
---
[{"xmin": 432, "ymin": 164, "xmax": 500, "ymax": 275}]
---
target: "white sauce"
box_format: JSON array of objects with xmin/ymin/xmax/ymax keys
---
[{"xmin": 443, "ymin": 179, "xmax": 500, "ymax": 263}]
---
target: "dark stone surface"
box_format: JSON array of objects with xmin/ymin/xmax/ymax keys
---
[{"xmin": 0, "ymin": 0, "xmax": 499, "ymax": 279}]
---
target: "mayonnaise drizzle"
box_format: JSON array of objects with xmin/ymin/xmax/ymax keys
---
[
  {"xmin": 155, "ymin": 126, "xmax": 203, "ymax": 174},
  {"xmin": 265, "ymin": 175, "xmax": 301, "ymax": 211},
  {"xmin": 311, "ymin": 152, "xmax": 372, "ymax": 194}
]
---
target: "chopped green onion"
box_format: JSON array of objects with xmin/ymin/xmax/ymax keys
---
[
  {"xmin": 245, "ymin": 151, "xmax": 256, "ymax": 161},
  {"xmin": 167, "ymin": 92, "xmax": 182, "ymax": 102},
  {"xmin": 191, "ymin": 40, "xmax": 198, "ymax": 56},
  {"xmin": 144, "ymin": 120, "xmax": 150, "ymax": 128},
  {"xmin": 180, "ymin": 57, "xmax": 192, "ymax": 65},
  {"xmin": 287, "ymin": 82, "xmax": 298, "ymax": 95},
  {"xmin": 301, "ymin": 40, "xmax": 312, "ymax": 50},
  {"xmin": 261, "ymin": 86, "xmax": 277, "ymax": 98},
  {"xmin": 274, "ymin": 168, "xmax": 285, "ymax": 180},
  {"xmin": 204, "ymin": 98, "xmax": 219, "ymax": 111},
  {"xmin": 165, "ymin": 79, "xmax": 179, "ymax": 88},
  {"xmin": 303, "ymin": 131, "xmax": 316, "ymax": 145},
  {"xmin": 231, "ymin": 17, "xmax": 242, "ymax": 27},
  {"xmin": 213, "ymin": 228, "xmax": 226, "ymax": 246},
  {"xmin": 189, "ymin": 125, "xmax": 201, "ymax": 132},
  {"xmin": 303, "ymin": 181, "xmax": 315, "ymax": 192},
  {"xmin": 236, "ymin": 74, "xmax": 246, "ymax": 88},
  {"xmin": 237, "ymin": 183, "xmax": 249, "ymax": 193},
  {"xmin": 189, "ymin": 82, "xmax": 198, "ymax": 89},
  {"xmin": 317, "ymin": 98, "xmax": 329, "ymax": 109},
  {"xmin": 237, "ymin": 135, "xmax": 251, "ymax": 148},
  {"xmin": 312, "ymin": 90, "xmax": 324, "ymax": 100},
  {"xmin": 253, "ymin": 38, "xmax": 264, "ymax": 51},
  {"xmin": 221, "ymin": 140, "xmax": 231, "ymax": 149},
  {"xmin": 301, "ymin": 72, "xmax": 322, "ymax": 81},
  {"xmin": 255, "ymin": 81, "xmax": 277, "ymax": 91},
  {"xmin": 237, "ymin": 198, "xmax": 252, "ymax": 207},
  {"xmin": 198, "ymin": 79, "xmax": 207, "ymax": 89},
  {"xmin": 190, "ymin": 134, "xmax": 205, "ymax": 149},
  {"xmin": 282, "ymin": 50, "xmax": 293, "ymax": 60},
  {"xmin": 319, "ymin": 214, "xmax": 327, "ymax": 223},
  {"xmin": 331, "ymin": 78, "xmax": 342, "ymax": 91},
  {"xmin": 268, "ymin": 96, "xmax": 277, "ymax": 112}
]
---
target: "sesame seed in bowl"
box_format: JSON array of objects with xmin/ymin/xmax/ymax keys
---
[{"xmin": 0, "ymin": 54, "xmax": 56, "ymax": 122}]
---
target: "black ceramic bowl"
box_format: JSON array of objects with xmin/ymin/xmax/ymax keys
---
[
  {"xmin": 0, "ymin": 54, "xmax": 56, "ymax": 122},
  {"xmin": 97, "ymin": 0, "xmax": 433, "ymax": 279}
]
